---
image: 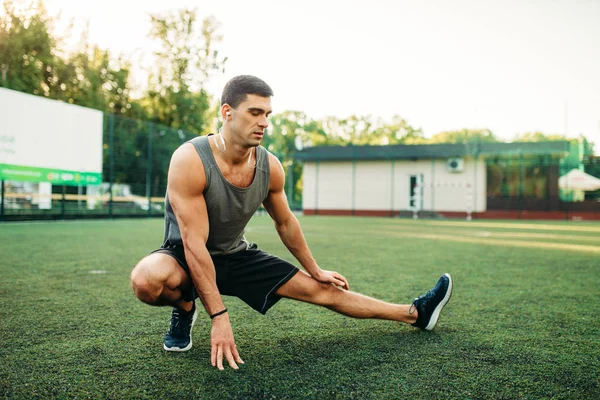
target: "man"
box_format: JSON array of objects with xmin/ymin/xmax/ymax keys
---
[{"xmin": 130, "ymin": 75, "xmax": 453, "ymax": 371}]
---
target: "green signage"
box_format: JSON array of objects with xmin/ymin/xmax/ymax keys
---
[{"xmin": 0, "ymin": 164, "xmax": 102, "ymax": 186}]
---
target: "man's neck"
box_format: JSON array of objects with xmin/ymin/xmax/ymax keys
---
[{"xmin": 212, "ymin": 133, "xmax": 254, "ymax": 167}]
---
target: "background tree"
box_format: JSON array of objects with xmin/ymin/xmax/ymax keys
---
[
  {"xmin": 512, "ymin": 131, "xmax": 567, "ymax": 143},
  {"xmin": 378, "ymin": 115, "xmax": 425, "ymax": 144},
  {"xmin": 56, "ymin": 44, "xmax": 134, "ymax": 114},
  {"xmin": 143, "ymin": 9, "xmax": 226, "ymax": 134},
  {"xmin": 0, "ymin": 0, "xmax": 57, "ymax": 94},
  {"xmin": 265, "ymin": 111, "xmax": 321, "ymax": 208},
  {"xmin": 429, "ymin": 128, "xmax": 498, "ymax": 144}
]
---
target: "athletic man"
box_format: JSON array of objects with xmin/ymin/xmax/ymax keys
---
[{"xmin": 130, "ymin": 75, "xmax": 453, "ymax": 371}]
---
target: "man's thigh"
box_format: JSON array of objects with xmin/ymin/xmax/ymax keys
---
[{"xmin": 217, "ymin": 247, "xmax": 299, "ymax": 315}]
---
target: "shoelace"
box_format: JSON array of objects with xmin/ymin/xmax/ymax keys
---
[
  {"xmin": 168, "ymin": 309, "xmax": 189, "ymax": 335},
  {"xmin": 408, "ymin": 288, "xmax": 435, "ymax": 315}
]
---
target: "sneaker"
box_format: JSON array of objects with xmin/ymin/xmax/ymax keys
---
[
  {"xmin": 163, "ymin": 302, "xmax": 198, "ymax": 352},
  {"xmin": 410, "ymin": 273, "xmax": 452, "ymax": 331}
]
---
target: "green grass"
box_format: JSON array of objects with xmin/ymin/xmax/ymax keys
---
[{"xmin": 1, "ymin": 216, "xmax": 599, "ymax": 399}]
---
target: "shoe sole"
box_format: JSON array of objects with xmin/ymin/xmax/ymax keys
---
[
  {"xmin": 424, "ymin": 273, "xmax": 453, "ymax": 331},
  {"xmin": 163, "ymin": 305, "xmax": 199, "ymax": 352}
]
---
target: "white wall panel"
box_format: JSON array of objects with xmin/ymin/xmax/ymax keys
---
[
  {"xmin": 316, "ymin": 162, "xmax": 353, "ymax": 209},
  {"xmin": 355, "ymin": 161, "xmax": 393, "ymax": 210}
]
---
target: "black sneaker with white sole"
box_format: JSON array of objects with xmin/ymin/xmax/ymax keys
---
[
  {"xmin": 163, "ymin": 302, "xmax": 198, "ymax": 352},
  {"xmin": 410, "ymin": 273, "xmax": 452, "ymax": 331}
]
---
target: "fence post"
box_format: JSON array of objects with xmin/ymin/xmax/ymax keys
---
[
  {"xmin": 352, "ymin": 158, "xmax": 356, "ymax": 216},
  {"xmin": 430, "ymin": 159, "xmax": 435, "ymax": 216},
  {"xmin": 61, "ymin": 185, "xmax": 66, "ymax": 220},
  {"xmin": 518, "ymin": 150, "xmax": 523, "ymax": 219},
  {"xmin": 108, "ymin": 114, "xmax": 115, "ymax": 218},
  {"xmin": 473, "ymin": 152, "xmax": 478, "ymax": 218},
  {"xmin": 315, "ymin": 160, "xmax": 319, "ymax": 215},
  {"xmin": 146, "ymin": 123, "xmax": 153, "ymax": 218},
  {"xmin": 0, "ymin": 179, "xmax": 5, "ymax": 222},
  {"xmin": 390, "ymin": 159, "xmax": 395, "ymax": 217}
]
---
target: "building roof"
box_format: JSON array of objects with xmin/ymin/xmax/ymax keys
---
[{"xmin": 295, "ymin": 141, "xmax": 570, "ymax": 161}]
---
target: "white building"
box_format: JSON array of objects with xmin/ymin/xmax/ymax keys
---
[{"xmin": 296, "ymin": 141, "xmax": 573, "ymax": 219}]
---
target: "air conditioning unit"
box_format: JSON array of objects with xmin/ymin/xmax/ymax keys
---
[{"xmin": 446, "ymin": 157, "xmax": 464, "ymax": 173}]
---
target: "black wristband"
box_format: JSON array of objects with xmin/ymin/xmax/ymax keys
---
[{"xmin": 209, "ymin": 308, "xmax": 228, "ymax": 319}]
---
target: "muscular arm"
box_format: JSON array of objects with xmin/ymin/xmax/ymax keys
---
[
  {"xmin": 168, "ymin": 145, "xmax": 223, "ymax": 315},
  {"xmin": 167, "ymin": 144, "xmax": 242, "ymax": 370},
  {"xmin": 262, "ymin": 154, "xmax": 349, "ymax": 289}
]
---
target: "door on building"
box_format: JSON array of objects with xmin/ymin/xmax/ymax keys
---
[{"xmin": 409, "ymin": 174, "xmax": 424, "ymax": 210}]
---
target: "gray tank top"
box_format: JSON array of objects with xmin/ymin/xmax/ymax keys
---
[{"xmin": 162, "ymin": 135, "xmax": 270, "ymax": 255}]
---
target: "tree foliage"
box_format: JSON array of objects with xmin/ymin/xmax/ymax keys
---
[
  {"xmin": 0, "ymin": 0, "xmax": 134, "ymax": 115},
  {"xmin": 143, "ymin": 9, "xmax": 226, "ymax": 134},
  {"xmin": 0, "ymin": 0, "xmax": 57, "ymax": 94},
  {"xmin": 429, "ymin": 128, "xmax": 498, "ymax": 144},
  {"xmin": 512, "ymin": 131, "xmax": 567, "ymax": 143}
]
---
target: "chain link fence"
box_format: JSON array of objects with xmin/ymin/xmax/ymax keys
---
[
  {"xmin": 0, "ymin": 113, "xmax": 304, "ymax": 222},
  {"xmin": 1, "ymin": 114, "xmax": 197, "ymax": 221}
]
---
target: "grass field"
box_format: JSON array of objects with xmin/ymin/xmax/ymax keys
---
[{"xmin": 1, "ymin": 216, "xmax": 599, "ymax": 399}]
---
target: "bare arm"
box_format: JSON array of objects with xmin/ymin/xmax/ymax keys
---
[
  {"xmin": 167, "ymin": 144, "xmax": 243, "ymax": 370},
  {"xmin": 262, "ymin": 154, "xmax": 349, "ymax": 290}
]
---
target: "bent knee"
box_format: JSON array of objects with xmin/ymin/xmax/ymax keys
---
[{"xmin": 130, "ymin": 258, "xmax": 166, "ymax": 305}]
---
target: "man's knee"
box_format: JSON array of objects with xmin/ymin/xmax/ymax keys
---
[
  {"xmin": 130, "ymin": 256, "xmax": 166, "ymax": 305},
  {"xmin": 314, "ymin": 283, "xmax": 345, "ymax": 306},
  {"xmin": 299, "ymin": 279, "xmax": 343, "ymax": 306},
  {"xmin": 278, "ymin": 271, "xmax": 344, "ymax": 306}
]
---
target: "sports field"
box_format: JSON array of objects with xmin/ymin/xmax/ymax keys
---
[{"xmin": 1, "ymin": 216, "xmax": 599, "ymax": 399}]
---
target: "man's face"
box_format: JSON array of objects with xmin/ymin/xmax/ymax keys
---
[{"xmin": 227, "ymin": 94, "xmax": 272, "ymax": 147}]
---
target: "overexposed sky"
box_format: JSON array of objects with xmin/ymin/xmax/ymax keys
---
[{"xmin": 39, "ymin": 0, "xmax": 600, "ymax": 147}]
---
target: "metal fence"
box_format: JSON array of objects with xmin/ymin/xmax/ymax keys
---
[
  {"xmin": 485, "ymin": 158, "xmax": 600, "ymax": 216},
  {"xmin": 1, "ymin": 114, "xmax": 197, "ymax": 221},
  {"xmin": 0, "ymin": 113, "xmax": 304, "ymax": 222}
]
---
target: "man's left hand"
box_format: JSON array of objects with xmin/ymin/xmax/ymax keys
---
[{"xmin": 313, "ymin": 269, "xmax": 350, "ymax": 290}]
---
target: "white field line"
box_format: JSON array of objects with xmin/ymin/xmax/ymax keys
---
[
  {"xmin": 389, "ymin": 220, "xmax": 600, "ymax": 233},
  {"xmin": 371, "ymin": 229, "xmax": 600, "ymax": 254},
  {"xmin": 472, "ymin": 231, "xmax": 600, "ymax": 242}
]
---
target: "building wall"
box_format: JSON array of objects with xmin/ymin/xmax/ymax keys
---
[
  {"xmin": 428, "ymin": 157, "xmax": 487, "ymax": 212},
  {"xmin": 355, "ymin": 161, "xmax": 393, "ymax": 210},
  {"xmin": 303, "ymin": 162, "xmax": 353, "ymax": 210},
  {"xmin": 302, "ymin": 157, "xmax": 487, "ymax": 213}
]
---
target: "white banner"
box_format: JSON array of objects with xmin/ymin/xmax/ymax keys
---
[{"xmin": 0, "ymin": 88, "xmax": 103, "ymax": 174}]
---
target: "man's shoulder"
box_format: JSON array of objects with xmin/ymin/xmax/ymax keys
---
[
  {"xmin": 172, "ymin": 139, "xmax": 205, "ymax": 163},
  {"xmin": 262, "ymin": 148, "xmax": 280, "ymax": 166},
  {"xmin": 264, "ymin": 150, "xmax": 284, "ymax": 191},
  {"xmin": 169, "ymin": 142, "xmax": 206, "ymax": 186}
]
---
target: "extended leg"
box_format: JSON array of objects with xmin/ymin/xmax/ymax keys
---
[
  {"xmin": 275, "ymin": 270, "xmax": 417, "ymax": 324},
  {"xmin": 276, "ymin": 271, "xmax": 453, "ymax": 330}
]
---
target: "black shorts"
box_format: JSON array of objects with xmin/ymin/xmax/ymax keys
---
[{"xmin": 151, "ymin": 243, "xmax": 299, "ymax": 315}]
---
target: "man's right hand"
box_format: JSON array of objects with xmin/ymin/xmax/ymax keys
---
[{"xmin": 210, "ymin": 314, "xmax": 244, "ymax": 370}]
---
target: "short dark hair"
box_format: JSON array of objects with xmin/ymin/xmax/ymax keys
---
[{"xmin": 221, "ymin": 75, "xmax": 274, "ymax": 109}]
